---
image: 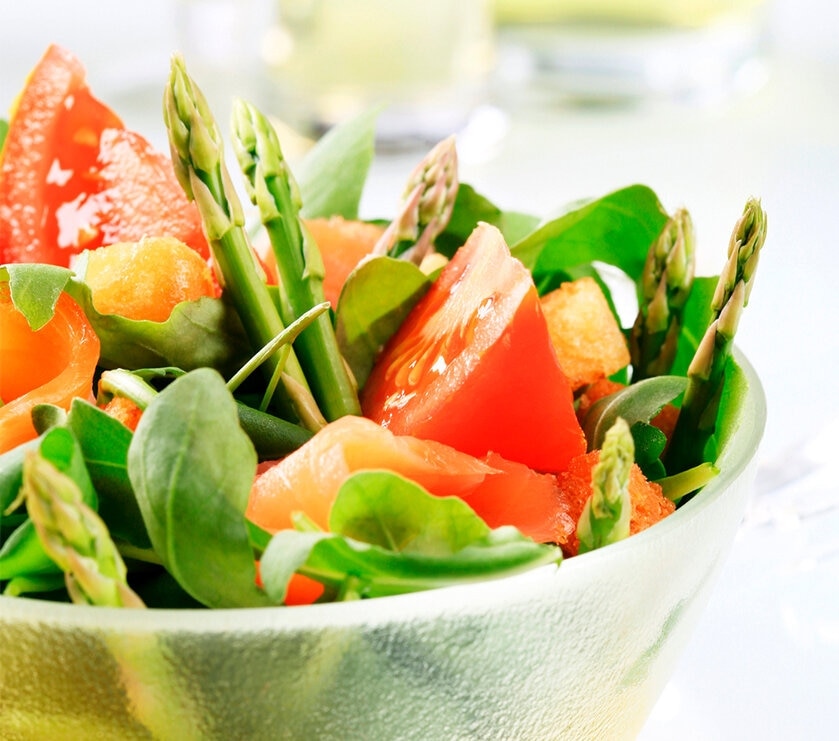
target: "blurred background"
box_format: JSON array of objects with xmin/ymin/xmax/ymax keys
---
[{"xmin": 2, "ymin": 1, "xmax": 838, "ymax": 737}]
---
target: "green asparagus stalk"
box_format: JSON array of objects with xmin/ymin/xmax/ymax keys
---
[
  {"xmin": 666, "ymin": 198, "xmax": 767, "ymax": 473},
  {"xmin": 371, "ymin": 136, "xmax": 459, "ymax": 264},
  {"xmin": 231, "ymin": 100, "xmax": 362, "ymax": 421},
  {"xmin": 576, "ymin": 417, "xmax": 633, "ymax": 553},
  {"xmin": 630, "ymin": 207, "xmax": 695, "ymax": 381},
  {"xmin": 22, "ymin": 451, "xmax": 145, "ymax": 608},
  {"xmin": 163, "ymin": 54, "xmax": 324, "ymax": 431}
]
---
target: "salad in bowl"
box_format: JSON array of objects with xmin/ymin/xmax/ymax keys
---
[{"xmin": 0, "ymin": 46, "xmax": 766, "ymax": 739}]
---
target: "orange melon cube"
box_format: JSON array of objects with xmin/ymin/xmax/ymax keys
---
[{"xmin": 83, "ymin": 236, "xmax": 217, "ymax": 322}]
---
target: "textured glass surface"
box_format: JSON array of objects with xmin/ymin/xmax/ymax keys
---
[{"xmin": 0, "ymin": 353, "xmax": 766, "ymax": 741}]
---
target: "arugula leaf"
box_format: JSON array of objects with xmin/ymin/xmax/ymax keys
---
[
  {"xmin": 510, "ymin": 185, "xmax": 669, "ymax": 289},
  {"xmin": 260, "ymin": 471, "xmax": 560, "ymax": 602},
  {"xmin": 335, "ymin": 256, "xmax": 432, "ymax": 388},
  {"xmin": 297, "ymin": 107, "xmax": 379, "ymax": 219},
  {"xmin": 128, "ymin": 368, "xmax": 269, "ymax": 608}
]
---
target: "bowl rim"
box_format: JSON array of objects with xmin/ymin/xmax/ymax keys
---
[{"xmin": 0, "ymin": 348, "xmax": 766, "ymax": 632}]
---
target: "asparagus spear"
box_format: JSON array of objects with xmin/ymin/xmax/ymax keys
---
[
  {"xmin": 666, "ymin": 198, "xmax": 767, "ymax": 473},
  {"xmin": 163, "ymin": 54, "xmax": 324, "ymax": 431},
  {"xmin": 22, "ymin": 452, "xmax": 145, "ymax": 608},
  {"xmin": 371, "ymin": 136, "xmax": 459, "ymax": 264},
  {"xmin": 231, "ymin": 100, "xmax": 362, "ymax": 421},
  {"xmin": 630, "ymin": 207, "xmax": 695, "ymax": 381},
  {"xmin": 576, "ymin": 417, "xmax": 633, "ymax": 554}
]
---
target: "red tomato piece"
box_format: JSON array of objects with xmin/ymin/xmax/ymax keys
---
[
  {"xmin": 0, "ymin": 44, "xmax": 207, "ymax": 266},
  {"xmin": 361, "ymin": 223, "xmax": 586, "ymax": 474}
]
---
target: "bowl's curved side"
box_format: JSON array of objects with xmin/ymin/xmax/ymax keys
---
[{"xmin": 0, "ymin": 353, "xmax": 766, "ymax": 741}]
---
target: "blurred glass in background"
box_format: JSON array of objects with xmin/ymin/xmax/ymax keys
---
[
  {"xmin": 175, "ymin": 0, "xmax": 273, "ymax": 117},
  {"xmin": 261, "ymin": 0, "xmax": 496, "ymax": 149},
  {"xmin": 492, "ymin": 0, "xmax": 771, "ymax": 106}
]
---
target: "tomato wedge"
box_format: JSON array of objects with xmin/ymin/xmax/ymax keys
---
[
  {"xmin": 361, "ymin": 223, "xmax": 586, "ymax": 474},
  {"xmin": 0, "ymin": 44, "xmax": 208, "ymax": 266}
]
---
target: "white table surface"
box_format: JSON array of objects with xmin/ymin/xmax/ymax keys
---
[{"xmin": 3, "ymin": 2, "xmax": 838, "ymax": 738}]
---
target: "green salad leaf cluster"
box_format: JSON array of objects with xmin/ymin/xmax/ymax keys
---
[{"xmin": 0, "ymin": 77, "xmax": 763, "ymax": 610}]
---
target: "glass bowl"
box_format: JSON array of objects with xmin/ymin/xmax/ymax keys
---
[{"xmin": 0, "ymin": 351, "xmax": 765, "ymax": 741}]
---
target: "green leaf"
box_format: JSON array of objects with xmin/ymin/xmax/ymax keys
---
[
  {"xmin": 0, "ymin": 519, "xmax": 59, "ymax": 582},
  {"xmin": 297, "ymin": 107, "xmax": 379, "ymax": 219},
  {"xmin": 66, "ymin": 399, "xmax": 149, "ymax": 549},
  {"xmin": 0, "ymin": 439, "xmax": 39, "ymax": 515},
  {"xmin": 329, "ymin": 471, "xmax": 491, "ymax": 555},
  {"xmin": 63, "ymin": 278, "xmax": 251, "ymax": 375},
  {"xmin": 260, "ymin": 471, "xmax": 560, "ymax": 602},
  {"xmin": 335, "ymin": 256, "xmax": 432, "ymax": 388},
  {"xmin": 436, "ymin": 184, "xmax": 540, "ymax": 257},
  {"xmin": 670, "ymin": 276, "xmax": 717, "ymax": 378},
  {"xmin": 715, "ymin": 358, "xmax": 750, "ymax": 459},
  {"xmin": 2, "ymin": 264, "xmax": 74, "ymax": 330},
  {"xmin": 582, "ymin": 375, "xmax": 687, "ymax": 452},
  {"xmin": 0, "ymin": 118, "xmax": 8, "ymax": 150},
  {"xmin": 0, "ymin": 427, "xmax": 97, "ymax": 587},
  {"xmin": 629, "ymin": 421, "xmax": 668, "ymax": 481},
  {"xmin": 510, "ymin": 185, "xmax": 669, "ymax": 286},
  {"xmin": 128, "ymin": 368, "xmax": 269, "ymax": 608}
]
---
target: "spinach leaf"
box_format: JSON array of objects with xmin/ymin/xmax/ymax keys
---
[
  {"xmin": 582, "ymin": 375, "xmax": 687, "ymax": 452},
  {"xmin": 670, "ymin": 275, "xmax": 717, "ymax": 378},
  {"xmin": 436, "ymin": 184, "xmax": 539, "ymax": 256},
  {"xmin": 2, "ymin": 264, "xmax": 250, "ymax": 374},
  {"xmin": 260, "ymin": 471, "xmax": 560, "ymax": 602},
  {"xmin": 0, "ymin": 427, "xmax": 97, "ymax": 588},
  {"xmin": 128, "ymin": 368, "xmax": 269, "ymax": 608},
  {"xmin": 2, "ymin": 264, "xmax": 74, "ymax": 329},
  {"xmin": 66, "ymin": 399, "xmax": 149, "ymax": 548},
  {"xmin": 709, "ymin": 357, "xmax": 752, "ymax": 465},
  {"xmin": 297, "ymin": 107, "xmax": 379, "ymax": 219},
  {"xmin": 0, "ymin": 439, "xmax": 39, "ymax": 514},
  {"xmin": 65, "ymin": 279, "xmax": 252, "ymax": 375},
  {"xmin": 335, "ymin": 256, "xmax": 432, "ymax": 388},
  {"xmin": 510, "ymin": 185, "xmax": 669, "ymax": 289},
  {"xmin": 330, "ymin": 470, "xmax": 491, "ymax": 554},
  {"xmin": 629, "ymin": 422, "xmax": 669, "ymax": 481}
]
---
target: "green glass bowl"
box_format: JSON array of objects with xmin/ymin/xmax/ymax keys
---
[{"xmin": 0, "ymin": 352, "xmax": 766, "ymax": 740}]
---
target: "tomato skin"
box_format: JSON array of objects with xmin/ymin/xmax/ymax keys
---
[
  {"xmin": 361, "ymin": 223, "xmax": 586, "ymax": 474},
  {"xmin": 91, "ymin": 129, "xmax": 209, "ymax": 259},
  {"xmin": 0, "ymin": 44, "xmax": 207, "ymax": 266}
]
